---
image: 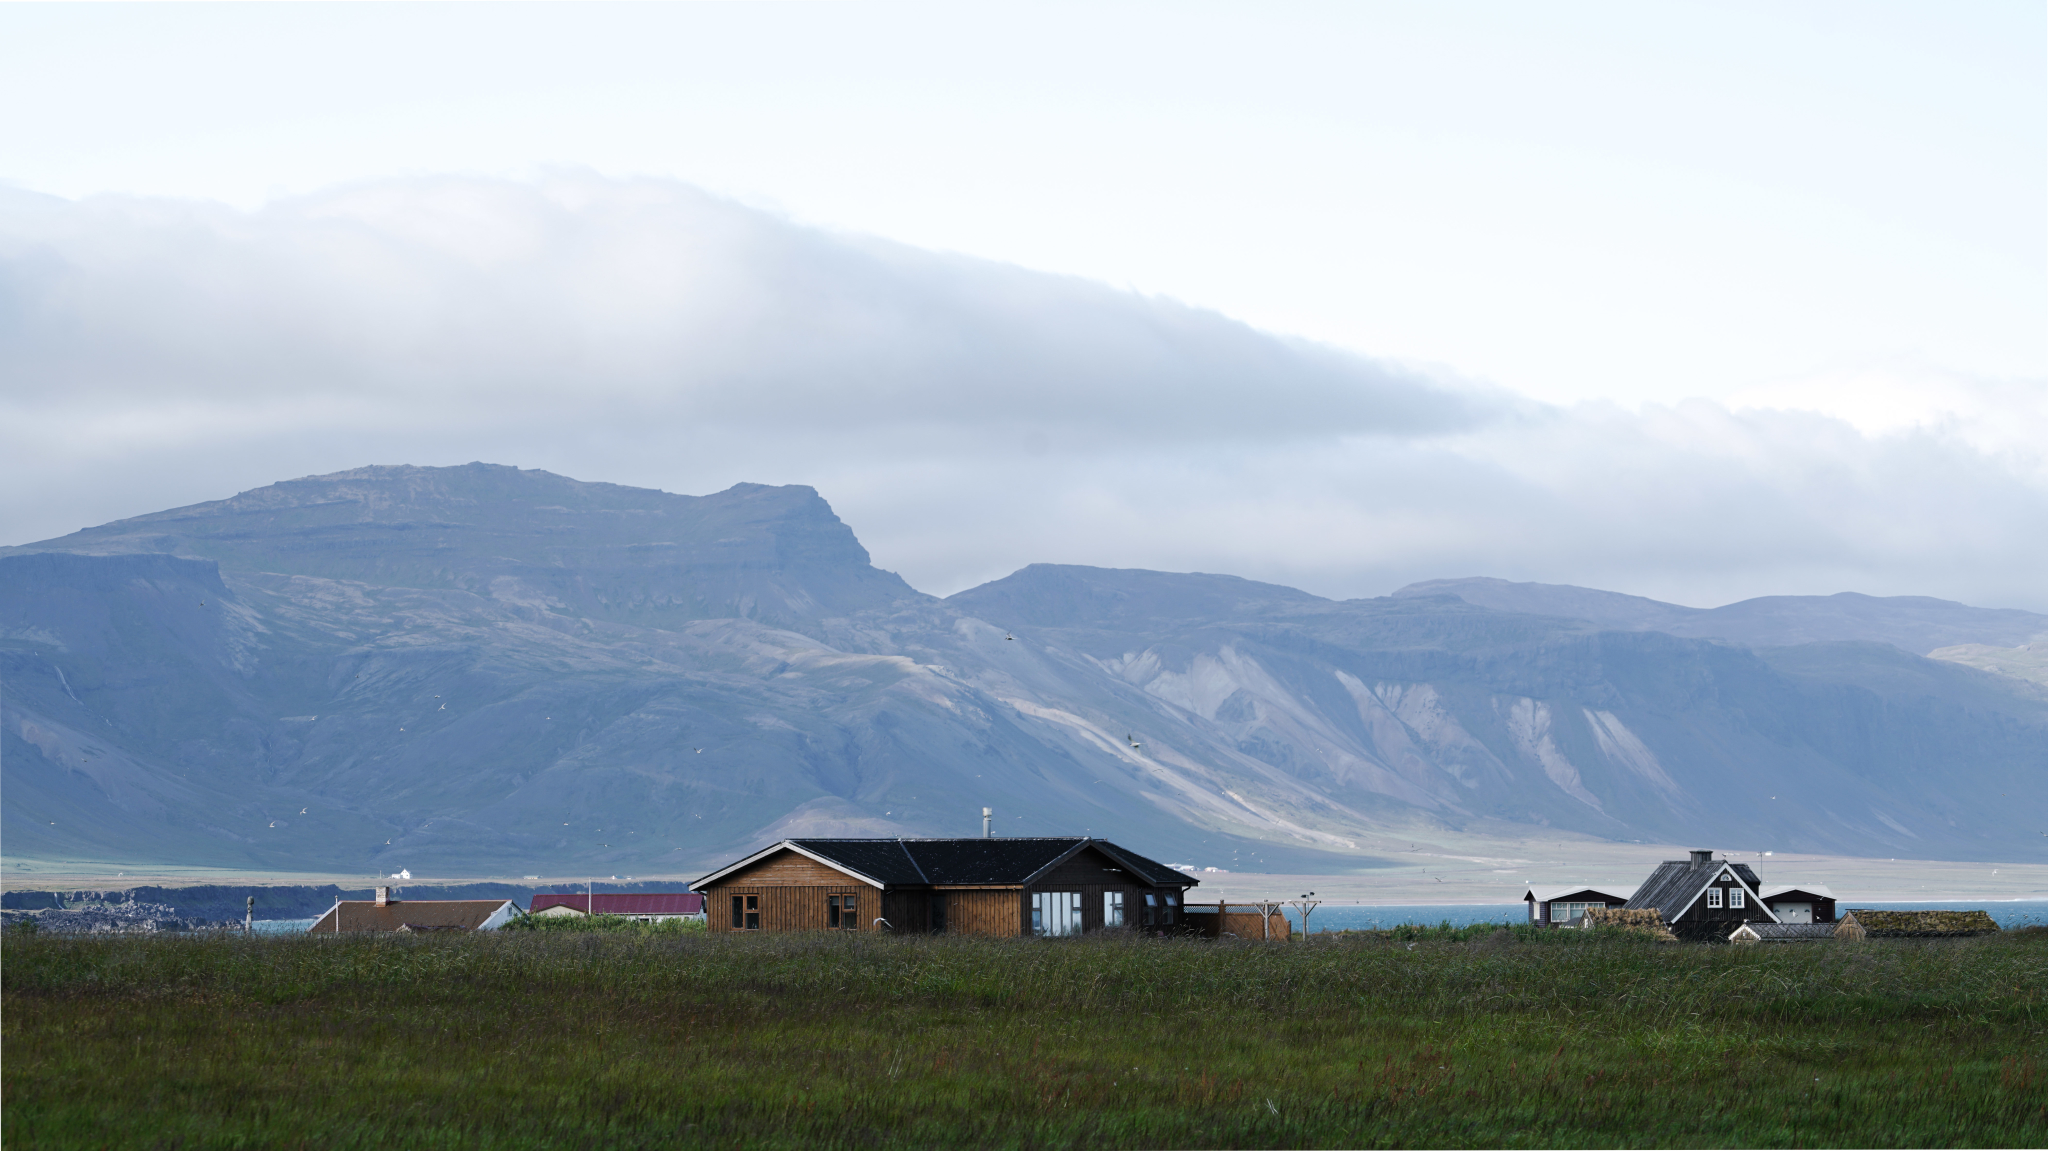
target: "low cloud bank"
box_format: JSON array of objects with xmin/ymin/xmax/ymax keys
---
[{"xmin": 4, "ymin": 174, "xmax": 2043, "ymax": 610}]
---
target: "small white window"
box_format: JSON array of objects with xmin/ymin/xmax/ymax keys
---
[
  {"xmin": 1706, "ymin": 888, "xmax": 1723, "ymax": 909},
  {"xmin": 1103, "ymin": 891, "xmax": 1124, "ymax": 927},
  {"xmin": 1729, "ymin": 887, "xmax": 1745, "ymax": 909}
]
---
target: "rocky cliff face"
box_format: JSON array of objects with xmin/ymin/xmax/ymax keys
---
[{"xmin": 5, "ymin": 464, "xmax": 2044, "ymax": 876}]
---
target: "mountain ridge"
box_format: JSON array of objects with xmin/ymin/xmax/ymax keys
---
[
  {"xmin": 1394, "ymin": 576, "xmax": 2048, "ymax": 655},
  {"xmin": 5, "ymin": 464, "xmax": 2044, "ymax": 876}
]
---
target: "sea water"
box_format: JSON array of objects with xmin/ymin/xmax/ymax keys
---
[{"xmin": 1284, "ymin": 900, "xmax": 2048, "ymax": 933}]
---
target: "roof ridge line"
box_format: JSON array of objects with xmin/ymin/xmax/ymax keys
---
[{"xmin": 896, "ymin": 838, "xmax": 930, "ymax": 884}]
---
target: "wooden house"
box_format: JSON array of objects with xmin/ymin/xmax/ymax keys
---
[
  {"xmin": 1834, "ymin": 909, "xmax": 2000, "ymax": 940},
  {"xmin": 691, "ymin": 837, "xmax": 1198, "ymax": 936},
  {"xmin": 529, "ymin": 893, "xmax": 706, "ymax": 922},
  {"xmin": 307, "ymin": 887, "xmax": 518, "ymax": 933},
  {"xmin": 1623, "ymin": 850, "xmax": 1777, "ymax": 942},
  {"xmin": 1522, "ymin": 884, "xmax": 1634, "ymax": 927}
]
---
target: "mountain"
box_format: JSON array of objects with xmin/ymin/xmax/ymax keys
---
[
  {"xmin": 1393, "ymin": 577, "xmax": 2048, "ymax": 654},
  {"xmin": 5, "ymin": 464, "xmax": 2045, "ymax": 877},
  {"xmin": 33, "ymin": 463, "xmax": 924, "ymax": 635}
]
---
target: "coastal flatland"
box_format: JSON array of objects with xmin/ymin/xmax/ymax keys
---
[{"xmin": 4, "ymin": 926, "xmax": 2043, "ymax": 1149}]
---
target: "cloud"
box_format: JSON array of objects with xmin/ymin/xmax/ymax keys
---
[{"xmin": 3, "ymin": 173, "xmax": 2044, "ymax": 611}]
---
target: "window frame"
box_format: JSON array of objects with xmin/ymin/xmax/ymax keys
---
[
  {"xmin": 1103, "ymin": 890, "xmax": 1124, "ymax": 928},
  {"xmin": 1031, "ymin": 891, "xmax": 1082, "ymax": 937},
  {"xmin": 1705, "ymin": 887, "xmax": 1723, "ymax": 909},
  {"xmin": 1728, "ymin": 886, "xmax": 1744, "ymax": 910}
]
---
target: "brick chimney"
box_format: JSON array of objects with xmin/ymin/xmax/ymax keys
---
[
  {"xmin": 1689, "ymin": 850, "xmax": 1713, "ymax": 865},
  {"xmin": 375, "ymin": 886, "xmax": 391, "ymax": 906}
]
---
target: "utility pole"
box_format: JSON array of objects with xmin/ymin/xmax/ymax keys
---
[
  {"xmin": 1252, "ymin": 898, "xmax": 1286, "ymax": 940},
  {"xmin": 1288, "ymin": 892, "xmax": 1320, "ymax": 938},
  {"xmin": 245, "ymin": 895, "xmax": 254, "ymax": 933}
]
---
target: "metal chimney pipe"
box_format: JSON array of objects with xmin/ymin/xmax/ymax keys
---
[{"xmin": 982, "ymin": 807, "xmax": 992, "ymax": 838}]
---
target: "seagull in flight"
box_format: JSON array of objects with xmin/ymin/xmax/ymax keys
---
[
  {"xmin": 1005, "ymin": 633, "xmax": 1014, "ymax": 641},
  {"xmin": 300, "ymin": 807, "xmax": 307, "ymax": 815}
]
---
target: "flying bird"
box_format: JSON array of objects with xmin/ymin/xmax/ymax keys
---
[
  {"xmin": 300, "ymin": 807, "xmax": 307, "ymax": 814},
  {"xmin": 1005, "ymin": 634, "xmax": 1014, "ymax": 641}
]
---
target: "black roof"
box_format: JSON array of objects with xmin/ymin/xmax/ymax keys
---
[
  {"xmin": 1734, "ymin": 922, "xmax": 1837, "ymax": 941},
  {"xmin": 780, "ymin": 837, "xmax": 1196, "ymax": 888},
  {"xmin": 1625, "ymin": 857, "xmax": 1764, "ymax": 922}
]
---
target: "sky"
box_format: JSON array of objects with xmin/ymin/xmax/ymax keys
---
[{"xmin": 2, "ymin": 2, "xmax": 2043, "ymax": 610}]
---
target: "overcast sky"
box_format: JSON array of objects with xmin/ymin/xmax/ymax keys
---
[{"xmin": 2, "ymin": 3, "xmax": 2043, "ymax": 610}]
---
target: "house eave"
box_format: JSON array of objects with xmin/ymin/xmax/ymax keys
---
[{"xmin": 690, "ymin": 840, "xmax": 891, "ymax": 891}]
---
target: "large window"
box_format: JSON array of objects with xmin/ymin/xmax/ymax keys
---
[
  {"xmin": 1103, "ymin": 891, "xmax": 1124, "ymax": 928},
  {"xmin": 1143, "ymin": 892, "xmax": 1158, "ymax": 926},
  {"xmin": 731, "ymin": 894, "xmax": 760, "ymax": 930},
  {"xmin": 1032, "ymin": 891, "xmax": 1082, "ymax": 937},
  {"xmin": 827, "ymin": 894, "xmax": 858, "ymax": 930},
  {"xmin": 1706, "ymin": 888, "xmax": 1723, "ymax": 909},
  {"xmin": 1552, "ymin": 901, "xmax": 1605, "ymax": 922}
]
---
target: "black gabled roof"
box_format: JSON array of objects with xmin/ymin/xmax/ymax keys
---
[
  {"xmin": 780, "ymin": 839, "xmax": 932, "ymax": 885},
  {"xmin": 1625, "ymin": 857, "xmax": 1764, "ymax": 922},
  {"xmin": 775, "ymin": 837, "xmax": 1197, "ymax": 888},
  {"xmin": 1085, "ymin": 841, "xmax": 1195, "ymax": 888},
  {"xmin": 1734, "ymin": 922, "xmax": 1838, "ymax": 941}
]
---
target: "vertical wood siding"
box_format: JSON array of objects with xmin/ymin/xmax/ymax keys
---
[
  {"xmin": 944, "ymin": 889, "xmax": 1026, "ymax": 937},
  {"xmin": 702, "ymin": 882, "xmax": 879, "ymax": 933}
]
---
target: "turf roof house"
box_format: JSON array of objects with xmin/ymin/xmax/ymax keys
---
[
  {"xmin": 693, "ymin": 837, "xmax": 1198, "ymax": 936},
  {"xmin": 1623, "ymin": 851, "xmax": 1787, "ymax": 942}
]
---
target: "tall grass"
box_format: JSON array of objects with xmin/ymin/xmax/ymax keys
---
[{"xmin": 5, "ymin": 927, "xmax": 2043, "ymax": 1148}]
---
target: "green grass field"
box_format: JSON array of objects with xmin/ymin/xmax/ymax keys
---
[{"xmin": 4, "ymin": 925, "xmax": 2043, "ymax": 1149}]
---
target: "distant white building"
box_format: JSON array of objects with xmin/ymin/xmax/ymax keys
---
[{"xmin": 1523, "ymin": 884, "xmax": 1634, "ymax": 927}]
